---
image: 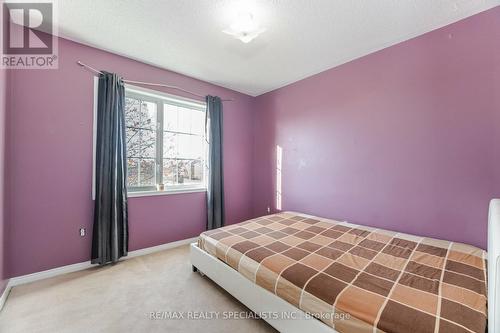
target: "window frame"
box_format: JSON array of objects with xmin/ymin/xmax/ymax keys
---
[
  {"xmin": 125, "ymin": 85, "xmax": 208, "ymax": 196},
  {"xmin": 124, "ymin": 89, "xmax": 162, "ymax": 193},
  {"xmin": 92, "ymin": 78, "xmax": 208, "ymax": 199}
]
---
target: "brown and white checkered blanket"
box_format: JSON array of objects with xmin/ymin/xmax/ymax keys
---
[{"xmin": 199, "ymin": 212, "xmax": 487, "ymax": 333}]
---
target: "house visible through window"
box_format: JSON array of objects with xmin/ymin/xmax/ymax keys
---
[{"xmin": 124, "ymin": 86, "xmax": 207, "ymax": 193}]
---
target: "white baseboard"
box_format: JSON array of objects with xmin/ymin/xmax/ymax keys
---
[
  {"xmin": 1, "ymin": 236, "xmax": 198, "ymax": 311},
  {"xmin": 9, "ymin": 261, "xmax": 95, "ymax": 287},
  {"xmin": 0, "ymin": 281, "xmax": 11, "ymax": 312},
  {"xmin": 125, "ymin": 237, "xmax": 198, "ymax": 259}
]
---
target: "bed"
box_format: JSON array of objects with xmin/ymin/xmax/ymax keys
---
[{"xmin": 191, "ymin": 202, "xmax": 499, "ymax": 333}]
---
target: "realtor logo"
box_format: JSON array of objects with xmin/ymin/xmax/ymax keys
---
[{"xmin": 1, "ymin": 1, "xmax": 58, "ymax": 69}]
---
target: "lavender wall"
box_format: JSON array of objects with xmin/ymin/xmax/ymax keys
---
[
  {"xmin": 253, "ymin": 7, "xmax": 500, "ymax": 249},
  {"xmin": 0, "ymin": 68, "xmax": 7, "ymax": 293},
  {"xmin": 6, "ymin": 37, "xmax": 255, "ymax": 277}
]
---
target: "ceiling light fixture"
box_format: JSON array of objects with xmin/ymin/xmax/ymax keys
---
[{"xmin": 223, "ymin": 12, "xmax": 265, "ymax": 43}]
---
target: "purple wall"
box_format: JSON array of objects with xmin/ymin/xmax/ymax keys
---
[
  {"xmin": 6, "ymin": 37, "xmax": 255, "ymax": 277},
  {"xmin": 253, "ymin": 7, "xmax": 500, "ymax": 250},
  {"xmin": 0, "ymin": 68, "xmax": 7, "ymax": 293}
]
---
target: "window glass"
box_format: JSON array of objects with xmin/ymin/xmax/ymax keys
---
[{"xmin": 123, "ymin": 91, "xmax": 206, "ymax": 192}]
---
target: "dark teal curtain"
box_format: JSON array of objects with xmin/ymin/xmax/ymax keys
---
[
  {"xmin": 92, "ymin": 72, "xmax": 128, "ymax": 265},
  {"xmin": 206, "ymin": 96, "xmax": 225, "ymax": 230}
]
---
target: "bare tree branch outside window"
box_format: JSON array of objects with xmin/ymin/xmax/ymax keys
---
[{"xmin": 124, "ymin": 93, "xmax": 206, "ymax": 191}]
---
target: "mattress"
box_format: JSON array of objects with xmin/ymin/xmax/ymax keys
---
[{"xmin": 198, "ymin": 212, "xmax": 487, "ymax": 333}]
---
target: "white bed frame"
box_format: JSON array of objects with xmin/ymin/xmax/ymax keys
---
[
  {"xmin": 190, "ymin": 242, "xmax": 336, "ymax": 333},
  {"xmin": 489, "ymin": 199, "xmax": 500, "ymax": 333},
  {"xmin": 191, "ymin": 199, "xmax": 500, "ymax": 333}
]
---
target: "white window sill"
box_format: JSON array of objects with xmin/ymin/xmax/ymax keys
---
[{"xmin": 128, "ymin": 188, "xmax": 207, "ymax": 198}]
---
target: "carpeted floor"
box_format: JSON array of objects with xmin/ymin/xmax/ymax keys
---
[{"xmin": 0, "ymin": 245, "xmax": 277, "ymax": 333}]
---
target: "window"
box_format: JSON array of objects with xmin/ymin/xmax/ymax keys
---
[{"xmin": 124, "ymin": 86, "xmax": 207, "ymax": 194}]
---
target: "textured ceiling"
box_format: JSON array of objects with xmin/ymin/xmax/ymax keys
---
[{"xmin": 57, "ymin": 0, "xmax": 499, "ymax": 96}]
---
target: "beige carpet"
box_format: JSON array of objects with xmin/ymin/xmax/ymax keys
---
[{"xmin": 0, "ymin": 245, "xmax": 277, "ymax": 333}]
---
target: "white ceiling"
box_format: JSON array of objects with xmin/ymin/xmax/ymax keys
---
[{"xmin": 57, "ymin": 0, "xmax": 499, "ymax": 96}]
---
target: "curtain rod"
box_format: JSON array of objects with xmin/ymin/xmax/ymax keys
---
[{"xmin": 76, "ymin": 61, "xmax": 234, "ymax": 102}]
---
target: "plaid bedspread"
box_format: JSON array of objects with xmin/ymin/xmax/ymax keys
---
[{"xmin": 198, "ymin": 212, "xmax": 487, "ymax": 333}]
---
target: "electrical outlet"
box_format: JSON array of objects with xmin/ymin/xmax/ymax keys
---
[
  {"xmin": 267, "ymin": 206, "xmax": 271, "ymax": 213},
  {"xmin": 79, "ymin": 228, "xmax": 86, "ymax": 237}
]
